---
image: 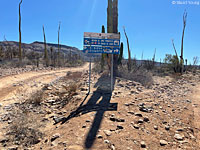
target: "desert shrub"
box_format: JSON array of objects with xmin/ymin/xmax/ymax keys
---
[
  {"xmin": 25, "ymin": 90, "xmax": 43, "ymax": 106},
  {"xmin": 68, "ymin": 83, "xmax": 77, "ymax": 95},
  {"xmin": 143, "ymin": 59, "xmax": 155, "ymax": 70},
  {"xmin": 164, "ymin": 54, "xmax": 182, "ymax": 73},
  {"xmin": 118, "ymin": 65, "xmax": 153, "ymax": 88},
  {"xmin": 6, "ymin": 106, "xmax": 43, "ymax": 147}
]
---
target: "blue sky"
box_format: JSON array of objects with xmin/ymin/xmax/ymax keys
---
[{"xmin": 0, "ymin": 0, "xmax": 199, "ymax": 64}]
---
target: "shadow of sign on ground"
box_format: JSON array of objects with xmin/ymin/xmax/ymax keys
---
[{"xmin": 60, "ymin": 75, "xmax": 117, "ymax": 149}]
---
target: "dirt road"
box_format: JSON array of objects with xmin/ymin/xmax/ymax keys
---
[
  {"xmin": 0, "ymin": 63, "xmax": 89, "ymax": 106},
  {"xmin": 192, "ymin": 85, "xmax": 200, "ymax": 147}
]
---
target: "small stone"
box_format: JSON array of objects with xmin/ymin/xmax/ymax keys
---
[
  {"xmin": 140, "ymin": 141, "xmax": 146, "ymax": 148},
  {"xmin": 160, "ymin": 140, "xmax": 168, "ymax": 146},
  {"xmin": 104, "ymin": 140, "xmax": 110, "ymax": 144},
  {"xmin": 104, "ymin": 130, "xmax": 112, "ymax": 136},
  {"xmin": 51, "ymin": 133, "xmax": 60, "ymax": 142},
  {"xmin": 189, "ymin": 133, "xmax": 195, "ymax": 139},
  {"xmin": 124, "ymin": 103, "xmax": 130, "ymax": 106},
  {"xmin": 110, "ymin": 144, "xmax": 115, "ymax": 150},
  {"xmin": 53, "ymin": 116, "xmax": 65, "ymax": 124},
  {"xmin": 143, "ymin": 117, "xmax": 149, "ymax": 122},
  {"xmin": 97, "ymin": 135, "xmax": 103, "ymax": 139},
  {"xmin": 135, "ymin": 112, "xmax": 143, "ymax": 117},
  {"xmin": 176, "ymin": 128, "xmax": 184, "ymax": 132},
  {"xmin": 154, "ymin": 126, "xmax": 158, "ymax": 130},
  {"xmin": 117, "ymin": 125, "xmax": 123, "ymax": 130},
  {"xmin": 138, "ymin": 118, "xmax": 143, "ymax": 124},
  {"xmin": 174, "ymin": 134, "xmax": 184, "ymax": 140},
  {"xmin": 165, "ymin": 126, "xmax": 170, "ymax": 131},
  {"xmin": 47, "ymin": 86, "xmax": 52, "ymax": 90},
  {"xmin": 7, "ymin": 146, "xmax": 18, "ymax": 150},
  {"xmin": 133, "ymin": 124, "xmax": 139, "ymax": 129}
]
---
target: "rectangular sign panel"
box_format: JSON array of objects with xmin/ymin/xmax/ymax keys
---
[{"xmin": 83, "ymin": 32, "xmax": 120, "ymax": 54}]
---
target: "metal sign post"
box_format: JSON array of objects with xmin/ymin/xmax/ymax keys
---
[
  {"xmin": 111, "ymin": 54, "xmax": 113, "ymax": 92},
  {"xmin": 83, "ymin": 32, "xmax": 120, "ymax": 93},
  {"xmin": 88, "ymin": 54, "xmax": 91, "ymax": 94}
]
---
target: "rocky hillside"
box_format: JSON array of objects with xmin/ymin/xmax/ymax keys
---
[{"xmin": 0, "ymin": 41, "xmax": 100, "ymax": 61}]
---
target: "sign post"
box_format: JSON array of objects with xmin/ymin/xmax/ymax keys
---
[
  {"xmin": 111, "ymin": 54, "xmax": 114, "ymax": 91},
  {"xmin": 83, "ymin": 32, "xmax": 120, "ymax": 93},
  {"xmin": 88, "ymin": 53, "xmax": 91, "ymax": 94}
]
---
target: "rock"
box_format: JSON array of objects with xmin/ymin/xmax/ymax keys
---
[
  {"xmin": 176, "ymin": 128, "xmax": 184, "ymax": 132},
  {"xmin": 137, "ymin": 119, "xmax": 144, "ymax": 124},
  {"xmin": 140, "ymin": 141, "xmax": 146, "ymax": 148},
  {"xmin": 124, "ymin": 103, "xmax": 130, "ymax": 106},
  {"xmin": 133, "ymin": 124, "xmax": 140, "ymax": 129},
  {"xmin": 189, "ymin": 133, "xmax": 195, "ymax": 139},
  {"xmin": 160, "ymin": 140, "xmax": 168, "ymax": 146},
  {"xmin": 110, "ymin": 144, "xmax": 115, "ymax": 150},
  {"xmin": 174, "ymin": 134, "xmax": 184, "ymax": 140},
  {"xmin": 165, "ymin": 126, "xmax": 170, "ymax": 131},
  {"xmin": 143, "ymin": 116, "xmax": 149, "ymax": 122},
  {"xmin": 51, "ymin": 133, "xmax": 60, "ymax": 142},
  {"xmin": 7, "ymin": 146, "xmax": 18, "ymax": 150},
  {"xmin": 154, "ymin": 126, "xmax": 158, "ymax": 130},
  {"xmin": 110, "ymin": 117, "xmax": 125, "ymax": 122},
  {"xmin": 104, "ymin": 140, "xmax": 110, "ymax": 144},
  {"xmin": 135, "ymin": 112, "xmax": 143, "ymax": 117},
  {"xmin": 128, "ymin": 111, "xmax": 135, "ymax": 115},
  {"xmin": 116, "ymin": 125, "xmax": 123, "ymax": 130},
  {"xmin": 47, "ymin": 86, "xmax": 52, "ymax": 90},
  {"xmin": 97, "ymin": 135, "xmax": 103, "ymax": 139},
  {"xmin": 82, "ymin": 125, "xmax": 87, "ymax": 128},
  {"xmin": 53, "ymin": 116, "xmax": 65, "ymax": 124},
  {"xmin": 104, "ymin": 130, "xmax": 112, "ymax": 136},
  {"xmin": 0, "ymin": 136, "xmax": 8, "ymax": 143}
]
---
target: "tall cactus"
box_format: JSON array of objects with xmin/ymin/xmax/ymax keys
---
[
  {"xmin": 18, "ymin": 0, "xmax": 23, "ymax": 63},
  {"xmin": 43, "ymin": 25, "xmax": 49, "ymax": 67},
  {"xmin": 107, "ymin": 0, "xmax": 113, "ymax": 33},
  {"xmin": 180, "ymin": 10, "xmax": 187, "ymax": 74},
  {"xmin": 117, "ymin": 42, "xmax": 123, "ymax": 65},
  {"xmin": 107, "ymin": 0, "xmax": 120, "ymax": 76},
  {"xmin": 123, "ymin": 26, "xmax": 131, "ymax": 72}
]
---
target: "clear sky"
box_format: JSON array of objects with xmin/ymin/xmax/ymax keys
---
[{"xmin": 0, "ymin": 0, "xmax": 199, "ymax": 64}]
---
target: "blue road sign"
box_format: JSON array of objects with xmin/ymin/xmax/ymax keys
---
[
  {"xmin": 83, "ymin": 32, "xmax": 120, "ymax": 54},
  {"xmin": 83, "ymin": 46, "xmax": 120, "ymax": 54}
]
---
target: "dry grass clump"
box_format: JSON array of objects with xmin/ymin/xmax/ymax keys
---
[
  {"xmin": 6, "ymin": 106, "xmax": 43, "ymax": 147},
  {"xmin": 62, "ymin": 83, "xmax": 78, "ymax": 96},
  {"xmin": 25, "ymin": 90, "xmax": 44, "ymax": 106}
]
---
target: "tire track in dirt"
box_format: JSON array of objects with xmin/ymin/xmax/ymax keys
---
[{"xmin": 0, "ymin": 63, "xmax": 89, "ymax": 102}]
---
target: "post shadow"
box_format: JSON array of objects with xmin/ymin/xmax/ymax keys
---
[{"xmin": 59, "ymin": 75, "xmax": 117, "ymax": 149}]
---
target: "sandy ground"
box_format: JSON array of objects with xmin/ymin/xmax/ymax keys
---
[
  {"xmin": 192, "ymin": 85, "xmax": 200, "ymax": 146},
  {"xmin": 0, "ymin": 63, "xmax": 89, "ymax": 106},
  {"xmin": 0, "ymin": 67, "xmax": 200, "ymax": 150}
]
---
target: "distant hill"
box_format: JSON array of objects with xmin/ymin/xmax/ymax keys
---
[{"xmin": 0, "ymin": 41, "xmax": 101, "ymax": 61}]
